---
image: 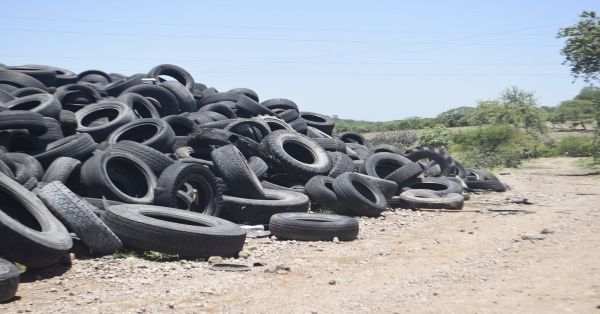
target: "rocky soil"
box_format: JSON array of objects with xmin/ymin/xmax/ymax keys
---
[{"xmin": 2, "ymin": 157, "xmax": 599, "ymax": 313}]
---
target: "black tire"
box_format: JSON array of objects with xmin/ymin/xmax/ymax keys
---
[
  {"xmin": 0, "ymin": 130, "xmax": 45, "ymax": 156},
  {"xmin": 401, "ymin": 177, "xmax": 463, "ymax": 194},
  {"xmin": 160, "ymin": 81, "xmax": 197, "ymax": 113},
  {"xmin": 364, "ymin": 152, "xmax": 414, "ymax": 178},
  {"xmin": 261, "ymin": 98, "xmax": 298, "ymax": 112},
  {"xmin": 199, "ymin": 92, "xmax": 240, "ymax": 106},
  {"xmin": 229, "ymin": 87, "xmax": 259, "ymax": 102},
  {"xmin": 259, "ymin": 130, "xmax": 332, "ymax": 180},
  {"xmin": 0, "ymin": 89, "xmax": 15, "ymax": 103},
  {"xmin": 197, "ymin": 102, "xmax": 237, "ymax": 119},
  {"xmin": 399, "ymin": 190, "xmax": 464, "ymax": 210},
  {"xmin": 333, "ymin": 172, "xmax": 387, "ymax": 217},
  {"xmin": 327, "ymin": 151, "xmax": 355, "ymax": 178},
  {"xmin": 80, "ymin": 150, "xmax": 157, "ymax": 204},
  {"xmin": 248, "ymin": 156, "xmax": 268, "ymax": 179},
  {"xmin": 219, "ymin": 189, "xmax": 309, "ymax": 225},
  {"xmin": 0, "ymin": 71, "xmax": 48, "ymax": 91},
  {"xmin": 0, "ymin": 110, "xmax": 47, "ymax": 135},
  {"xmin": 54, "ymin": 83, "xmax": 102, "ymax": 112},
  {"xmin": 337, "ymin": 132, "xmax": 368, "ymax": 146},
  {"xmin": 38, "ymin": 117, "xmax": 64, "ymax": 144},
  {"xmin": 34, "ymin": 133, "xmax": 97, "ymax": 168},
  {"xmin": 163, "ymin": 115, "xmax": 195, "ymax": 136},
  {"xmin": 41, "ymin": 156, "xmax": 81, "ymax": 187},
  {"xmin": 465, "ymin": 179, "xmax": 507, "ymax": 192},
  {"xmin": 103, "ymin": 74, "xmax": 143, "ymax": 97},
  {"xmin": 260, "ymin": 180, "xmax": 305, "ymax": 194},
  {"xmin": 405, "ymin": 146, "xmax": 453, "ymax": 177},
  {"xmin": 384, "ymin": 162, "xmax": 423, "ymax": 187},
  {"xmin": 236, "ymin": 95, "xmax": 273, "ymax": 117},
  {"xmin": 4, "ymin": 93, "xmax": 61, "ymax": 119},
  {"xmin": 471, "ymin": 169, "xmax": 499, "ymax": 181},
  {"xmin": 275, "ymin": 108, "xmax": 299, "ymax": 122},
  {"xmin": 2, "ymin": 153, "xmax": 44, "ymax": 180},
  {"xmin": 3, "ymin": 65, "xmax": 57, "ymax": 87},
  {"xmin": 11, "ymin": 87, "xmax": 49, "ymax": 97},
  {"xmin": 346, "ymin": 143, "xmax": 371, "ymax": 160},
  {"xmin": 23, "ymin": 64, "xmax": 77, "ymax": 86},
  {"xmin": 0, "ymin": 258, "xmax": 19, "ymax": 303},
  {"xmin": 371, "ymin": 144, "xmax": 403, "ymax": 155},
  {"xmin": 354, "ymin": 173, "xmax": 398, "ymax": 200},
  {"xmin": 75, "ymin": 101, "xmax": 136, "ymax": 141},
  {"xmin": 256, "ymin": 115, "xmax": 294, "ymax": 133},
  {"xmin": 211, "ymin": 145, "xmax": 265, "ymax": 199},
  {"xmin": 306, "ymin": 126, "xmax": 333, "ymax": 139},
  {"xmin": 313, "ymin": 138, "xmax": 346, "ymax": 152},
  {"xmin": 121, "ymin": 84, "xmax": 180, "ymax": 117},
  {"xmin": 304, "ymin": 175, "xmax": 348, "ymax": 215},
  {"xmin": 117, "ymin": 92, "xmax": 161, "ymax": 119},
  {"xmin": 154, "ymin": 163, "xmax": 223, "ymax": 215},
  {"xmin": 106, "ymin": 118, "xmax": 175, "ymax": 153},
  {"xmin": 102, "ymin": 204, "xmax": 246, "ymax": 257},
  {"xmin": 288, "ymin": 117, "xmax": 308, "ymax": 134},
  {"xmin": 59, "ymin": 110, "xmax": 78, "ymax": 135},
  {"xmin": 37, "ymin": 182, "xmax": 123, "ymax": 255},
  {"xmin": 269, "ymin": 213, "xmax": 358, "ymax": 241},
  {"xmin": 299, "ymin": 112, "xmax": 334, "ymax": 135},
  {"xmin": 148, "ymin": 64, "xmax": 195, "ymax": 91},
  {"xmin": 77, "ymin": 69, "xmax": 112, "ymax": 85},
  {"xmin": 0, "ymin": 173, "xmax": 72, "ymax": 268},
  {"xmin": 224, "ymin": 118, "xmax": 271, "ymax": 142},
  {"xmin": 112, "ymin": 140, "xmax": 174, "ymax": 176},
  {"xmin": 188, "ymin": 128, "xmax": 259, "ymax": 158}
]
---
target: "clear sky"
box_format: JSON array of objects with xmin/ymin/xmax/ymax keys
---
[{"xmin": 1, "ymin": 1, "xmax": 598, "ymax": 120}]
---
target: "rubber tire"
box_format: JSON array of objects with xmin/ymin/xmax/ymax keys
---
[
  {"xmin": 465, "ymin": 179, "xmax": 507, "ymax": 192},
  {"xmin": 75, "ymin": 101, "xmax": 136, "ymax": 142},
  {"xmin": 363, "ymin": 152, "xmax": 414, "ymax": 178},
  {"xmin": 399, "ymin": 190, "xmax": 464, "ymax": 210},
  {"xmin": 102, "ymin": 204, "xmax": 246, "ymax": 257},
  {"xmin": 37, "ymin": 181, "xmax": 122, "ymax": 255},
  {"xmin": 112, "ymin": 140, "xmax": 174, "ymax": 176},
  {"xmin": 219, "ymin": 189, "xmax": 309, "ymax": 225},
  {"xmin": 0, "ymin": 71, "xmax": 48, "ymax": 91},
  {"xmin": 0, "ymin": 173, "xmax": 72, "ymax": 268},
  {"xmin": 333, "ymin": 172, "xmax": 387, "ymax": 217},
  {"xmin": 259, "ymin": 130, "xmax": 332, "ymax": 180},
  {"xmin": 236, "ymin": 95, "xmax": 274, "ymax": 118},
  {"xmin": 405, "ymin": 146, "xmax": 453, "ymax": 177},
  {"xmin": 2, "ymin": 153, "xmax": 44, "ymax": 180},
  {"xmin": 261, "ymin": 98, "xmax": 298, "ymax": 112},
  {"xmin": 384, "ymin": 162, "xmax": 423, "ymax": 187},
  {"xmin": 211, "ymin": 145, "xmax": 265, "ymax": 199},
  {"xmin": 304, "ymin": 175, "xmax": 349, "ymax": 215},
  {"xmin": 148, "ymin": 64, "xmax": 195, "ymax": 91},
  {"xmin": 0, "ymin": 258, "xmax": 19, "ymax": 303},
  {"xmin": 154, "ymin": 163, "xmax": 223, "ymax": 216},
  {"xmin": 4, "ymin": 93, "xmax": 60, "ymax": 118},
  {"xmin": 160, "ymin": 81, "xmax": 197, "ymax": 113},
  {"xmin": 299, "ymin": 112, "xmax": 334, "ymax": 135},
  {"xmin": 401, "ymin": 177, "xmax": 463, "ymax": 194},
  {"xmin": 354, "ymin": 173, "xmax": 398, "ymax": 200},
  {"xmin": 313, "ymin": 138, "xmax": 346, "ymax": 152},
  {"xmin": 248, "ymin": 156, "xmax": 268, "ymax": 179},
  {"xmin": 337, "ymin": 132, "xmax": 368, "ymax": 146},
  {"xmin": 41, "ymin": 156, "xmax": 81, "ymax": 186},
  {"xmin": 106, "ymin": 118, "xmax": 175, "ymax": 153},
  {"xmin": 327, "ymin": 151, "xmax": 355, "ymax": 178},
  {"xmin": 269, "ymin": 213, "xmax": 358, "ymax": 241},
  {"xmin": 0, "ymin": 110, "xmax": 47, "ymax": 135},
  {"xmin": 117, "ymin": 92, "xmax": 161, "ymax": 119},
  {"xmin": 34, "ymin": 133, "xmax": 97, "ymax": 168},
  {"xmin": 80, "ymin": 150, "xmax": 157, "ymax": 204},
  {"xmin": 121, "ymin": 84, "xmax": 180, "ymax": 116}
]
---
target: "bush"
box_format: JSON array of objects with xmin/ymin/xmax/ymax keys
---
[
  {"xmin": 368, "ymin": 130, "xmax": 418, "ymax": 149},
  {"xmin": 449, "ymin": 125, "xmax": 535, "ymax": 168},
  {"xmin": 418, "ymin": 124, "xmax": 451, "ymax": 148},
  {"xmin": 556, "ymin": 135, "xmax": 594, "ymax": 156}
]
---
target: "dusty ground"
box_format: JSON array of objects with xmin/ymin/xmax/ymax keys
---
[{"xmin": 2, "ymin": 157, "xmax": 599, "ymax": 313}]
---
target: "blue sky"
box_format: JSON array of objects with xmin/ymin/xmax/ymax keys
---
[{"xmin": 1, "ymin": 1, "xmax": 598, "ymax": 120}]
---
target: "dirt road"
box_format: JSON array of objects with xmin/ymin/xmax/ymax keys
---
[{"xmin": 2, "ymin": 157, "xmax": 599, "ymax": 313}]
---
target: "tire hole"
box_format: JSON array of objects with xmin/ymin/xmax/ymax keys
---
[{"xmin": 282, "ymin": 141, "xmax": 315, "ymax": 164}]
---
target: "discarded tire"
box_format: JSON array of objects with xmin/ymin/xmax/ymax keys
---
[
  {"xmin": 102, "ymin": 204, "xmax": 246, "ymax": 257},
  {"xmin": 0, "ymin": 258, "xmax": 19, "ymax": 303},
  {"xmin": 269, "ymin": 213, "xmax": 359, "ymax": 241}
]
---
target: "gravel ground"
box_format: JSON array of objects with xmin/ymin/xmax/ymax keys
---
[{"xmin": 2, "ymin": 157, "xmax": 599, "ymax": 313}]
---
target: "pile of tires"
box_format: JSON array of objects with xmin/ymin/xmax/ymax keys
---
[{"xmin": 0, "ymin": 64, "xmax": 508, "ymax": 301}]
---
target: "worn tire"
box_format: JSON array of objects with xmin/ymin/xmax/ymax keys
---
[
  {"xmin": 327, "ymin": 151, "xmax": 355, "ymax": 178},
  {"xmin": 102, "ymin": 204, "xmax": 246, "ymax": 257},
  {"xmin": 269, "ymin": 213, "xmax": 358, "ymax": 241},
  {"xmin": 304, "ymin": 175, "xmax": 349, "ymax": 215},
  {"xmin": 112, "ymin": 140, "xmax": 174, "ymax": 176},
  {"xmin": 211, "ymin": 145, "xmax": 265, "ymax": 199},
  {"xmin": 219, "ymin": 189, "xmax": 309, "ymax": 225},
  {"xmin": 34, "ymin": 133, "xmax": 97, "ymax": 168},
  {"xmin": 0, "ymin": 258, "xmax": 19, "ymax": 303},
  {"xmin": 75, "ymin": 101, "xmax": 136, "ymax": 141},
  {"xmin": 106, "ymin": 118, "xmax": 175, "ymax": 153},
  {"xmin": 333, "ymin": 172, "xmax": 387, "ymax": 217},
  {"xmin": 399, "ymin": 190, "xmax": 464, "ymax": 210},
  {"xmin": 0, "ymin": 173, "xmax": 72, "ymax": 268},
  {"xmin": 37, "ymin": 182, "xmax": 122, "ymax": 255}
]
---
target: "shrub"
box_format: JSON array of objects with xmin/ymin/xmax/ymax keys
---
[
  {"xmin": 449, "ymin": 125, "xmax": 535, "ymax": 168},
  {"xmin": 556, "ymin": 135, "xmax": 594, "ymax": 156},
  {"xmin": 418, "ymin": 124, "xmax": 451, "ymax": 148}
]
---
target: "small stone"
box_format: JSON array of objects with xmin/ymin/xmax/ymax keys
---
[
  {"xmin": 48, "ymin": 288, "xmax": 58, "ymax": 293},
  {"xmin": 521, "ymin": 234, "xmax": 545, "ymax": 241},
  {"xmin": 332, "ymin": 237, "xmax": 340, "ymax": 243},
  {"xmin": 207, "ymin": 256, "xmax": 223, "ymax": 265},
  {"xmin": 238, "ymin": 251, "xmax": 250, "ymax": 259},
  {"xmin": 167, "ymin": 304, "xmax": 175, "ymax": 309},
  {"xmin": 433, "ymin": 292, "xmax": 439, "ymax": 296},
  {"xmin": 265, "ymin": 264, "xmax": 290, "ymax": 273},
  {"xmin": 329, "ymin": 280, "xmax": 336, "ymax": 285},
  {"xmin": 540, "ymin": 228, "xmax": 554, "ymax": 235}
]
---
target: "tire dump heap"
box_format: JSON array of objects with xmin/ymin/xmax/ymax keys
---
[{"xmin": 0, "ymin": 64, "xmax": 508, "ymax": 302}]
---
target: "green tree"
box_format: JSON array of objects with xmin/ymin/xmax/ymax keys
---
[
  {"xmin": 419, "ymin": 124, "xmax": 451, "ymax": 148},
  {"xmin": 436, "ymin": 106, "xmax": 476, "ymax": 127},
  {"xmin": 557, "ymin": 11, "xmax": 600, "ymax": 83},
  {"xmin": 558, "ymin": 11, "xmax": 600, "ymax": 162}
]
